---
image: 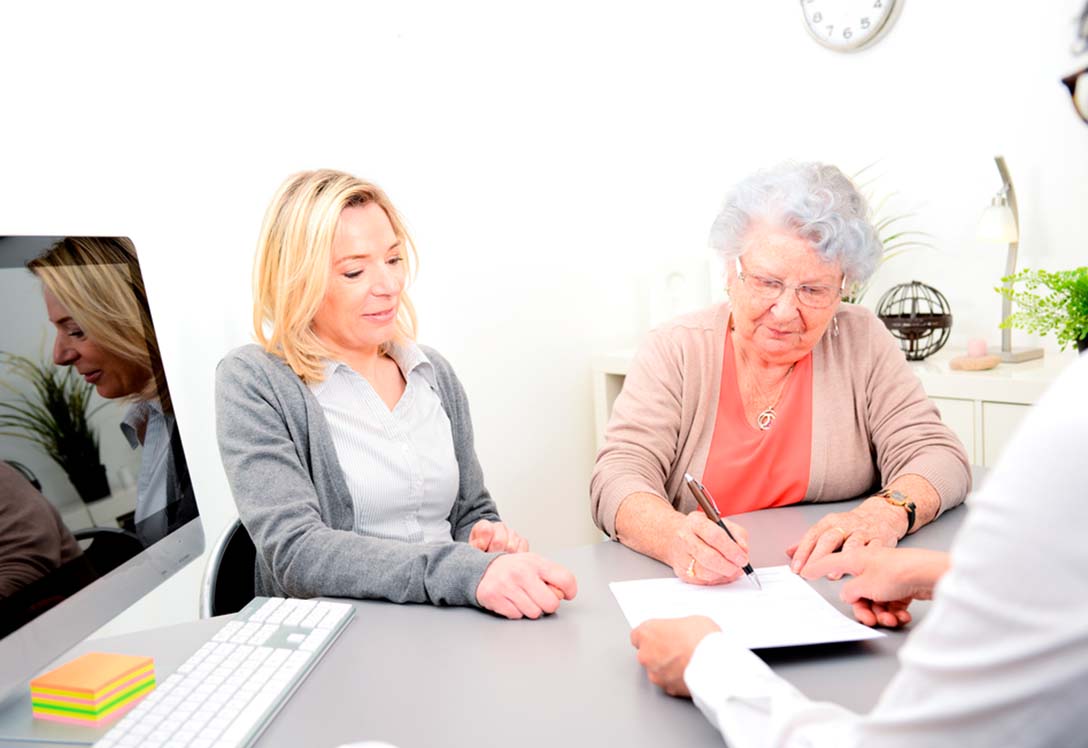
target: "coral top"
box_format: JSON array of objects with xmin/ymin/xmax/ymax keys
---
[{"xmin": 701, "ymin": 328, "xmax": 813, "ymax": 516}]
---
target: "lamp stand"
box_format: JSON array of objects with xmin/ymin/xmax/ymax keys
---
[{"xmin": 994, "ymin": 156, "xmax": 1043, "ymax": 363}]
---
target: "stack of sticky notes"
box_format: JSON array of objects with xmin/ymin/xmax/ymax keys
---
[{"xmin": 30, "ymin": 652, "xmax": 156, "ymax": 726}]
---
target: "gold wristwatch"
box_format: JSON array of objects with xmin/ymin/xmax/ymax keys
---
[{"xmin": 876, "ymin": 489, "xmax": 916, "ymax": 535}]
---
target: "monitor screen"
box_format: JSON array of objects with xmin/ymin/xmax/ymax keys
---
[{"xmin": 0, "ymin": 236, "xmax": 203, "ymax": 709}]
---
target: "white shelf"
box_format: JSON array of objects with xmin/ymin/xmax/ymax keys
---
[{"xmin": 908, "ymin": 350, "xmax": 1069, "ymax": 404}]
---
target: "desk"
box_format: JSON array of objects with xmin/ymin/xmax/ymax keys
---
[{"xmin": 0, "ymin": 498, "xmax": 967, "ymax": 747}]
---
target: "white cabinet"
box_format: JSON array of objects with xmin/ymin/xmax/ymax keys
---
[
  {"xmin": 908, "ymin": 351, "xmax": 1072, "ymax": 466},
  {"xmin": 981, "ymin": 402, "xmax": 1031, "ymax": 466},
  {"xmin": 592, "ymin": 349, "xmax": 1075, "ymax": 465},
  {"xmin": 928, "ymin": 396, "xmax": 976, "ymax": 462}
]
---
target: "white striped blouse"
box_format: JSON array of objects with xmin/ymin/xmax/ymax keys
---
[{"xmin": 308, "ymin": 343, "xmax": 460, "ymax": 543}]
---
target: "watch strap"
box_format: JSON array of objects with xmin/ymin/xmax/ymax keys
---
[{"xmin": 876, "ymin": 489, "xmax": 916, "ymax": 535}]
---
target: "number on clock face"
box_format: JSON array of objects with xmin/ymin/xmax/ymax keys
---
[{"xmin": 800, "ymin": 0, "xmax": 897, "ymax": 52}]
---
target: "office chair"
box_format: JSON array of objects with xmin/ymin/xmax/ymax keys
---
[
  {"xmin": 199, "ymin": 516, "xmax": 257, "ymax": 618},
  {"xmin": 72, "ymin": 527, "xmax": 144, "ymax": 577},
  {"xmin": 3, "ymin": 460, "xmax": 42, "ymax": 491}
]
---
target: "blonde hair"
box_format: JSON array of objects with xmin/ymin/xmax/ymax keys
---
[
  {"xmin": 253, "ymin": 169, "xmax": 419, "ymax": 382},
  {"xmin": 28, "ymin": 237, "xmax": 162, "ymax": 404}
]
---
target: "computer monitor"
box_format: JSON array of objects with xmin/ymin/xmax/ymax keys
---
[{"xmin": 0, "ymin": 236, "xmax": 204, "ymax": 710}]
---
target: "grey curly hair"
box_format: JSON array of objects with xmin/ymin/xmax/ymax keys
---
[{"xmin": 707, "ymin": 162, "xmax": 883, "ymax": 284}]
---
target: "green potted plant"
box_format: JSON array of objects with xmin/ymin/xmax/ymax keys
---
[
  {"xmin": 0, "ymin": 351, "xmax": 110, "ymax": 502},
  {"xmin": 996, "ymin": 267, "xmax": 1088, "ymax": 353}
]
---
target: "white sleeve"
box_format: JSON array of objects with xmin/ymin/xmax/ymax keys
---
[
  {"xmin": 684, "ymin": 633, "xmax": 862, "ymax": 748},
  {"xmin": 853, "ymin": 355, "xmax": 1088, "ymax": 747},
  {"xmin": 685, "ymin": 356, "xmax": 1088, "ymax": 748}
]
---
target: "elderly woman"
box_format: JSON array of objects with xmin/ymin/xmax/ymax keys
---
[
  {"xmin": 29, "ymin": 237, "xmax": 196, "ymax": 545},
  {"xmin": 591, "ymin": 162, "xmax": 970, "ymax": 583},
  {"xmin": 215, "ymin": 169, "xmax": 576, "ymax": 619}
]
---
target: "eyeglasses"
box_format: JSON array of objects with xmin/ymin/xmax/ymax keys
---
[
  {"xmin": 734, "ymin": 258, "xmax": 843, "ymax": 309},
  {"xmin": 1061, "ymin": 64, "xmax": 1088, "ymax": 125}
]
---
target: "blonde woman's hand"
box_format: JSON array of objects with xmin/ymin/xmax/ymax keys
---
[
  {"xmin": 475, "ymin": 553, "xmax": 577, "ymax": 619},
  {"xmin": 469, "ymin": 519, "xmax": 529, "ymax": 553}
]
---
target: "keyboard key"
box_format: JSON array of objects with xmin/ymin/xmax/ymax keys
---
[
  {"xmin": 248, "ymin": 624, "xmax": 280, "ymax": 646},
  {"xmin": 299, "ymin": 609, "xmax": 325, "ymax": 629},
  {"xmin": 300, "ymin": 628, "xmax": 330, "ymax": 652},
  {"xmin": 212, "ymin": 621, "xmax": 243, "ymax": 643},
  {"xmin": 251, "ymin": 646, "xmax": 273, "ymax": 663},
  {"xmin": 282, "ymin": 599, "xmax": 312, "ymax": 622},
  {"xmin": 315, "ymin": 602, "xmax": 353, "ymax": 629},
  {"xmin": 247, "ymin": 598, "xmax": 281, "ymax": 623}
]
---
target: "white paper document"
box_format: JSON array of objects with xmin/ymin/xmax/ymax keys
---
[{"xmin": 610, "ymin": 565, "xmax": 884, "ymax": 650}]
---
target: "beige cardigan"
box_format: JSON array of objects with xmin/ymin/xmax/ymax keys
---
[{"xmin": 590, "ymin": 303, "xmax": 971, "ymax": 538}]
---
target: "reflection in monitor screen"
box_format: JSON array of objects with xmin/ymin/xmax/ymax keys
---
[{"xmin": 0, "ymin": 236, "xmax": 202, "ymax": 710}]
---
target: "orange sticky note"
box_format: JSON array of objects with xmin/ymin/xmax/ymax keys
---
[
  {"xmin": 30, "ymin": 653, "xmax": 155, "ymax": 725},
  {"xmin": 31, "ymin": 653, "xmax": 153, "ymax": 698}
]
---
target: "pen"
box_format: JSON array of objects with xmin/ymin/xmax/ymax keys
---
[{"xmin": 683, "ymin": 472, "xmax": 762, "ymax": 590}]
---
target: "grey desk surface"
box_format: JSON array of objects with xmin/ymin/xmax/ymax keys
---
[{"xmin": 1, "ymin": 497, "xmax": 968, "ymax": 748}]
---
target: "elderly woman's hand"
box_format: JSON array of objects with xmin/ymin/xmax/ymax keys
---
[
  {"xmin": 631, "ymin": 616, "xmax": 721, "ymax": 697},
  {"xmin": 786, "ymin": 497, "xmax": 907, "ymax": 575},
  {"xmin": 668, "ymin": 511, "xmax": 751, "ymax": 585}
]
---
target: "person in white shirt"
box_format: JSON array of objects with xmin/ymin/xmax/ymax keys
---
[
  {"xmin": 632, "ymin": 332, "xmax": 1088, "ymax": 748},
  {"xmin": 629, "ymin": 7, "xmax": 1088, "ymax": 744}
]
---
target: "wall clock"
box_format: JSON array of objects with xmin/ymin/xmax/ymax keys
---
[{"xmin": 800, "ymin": 0, "xmax": 901, "ymax": 52}]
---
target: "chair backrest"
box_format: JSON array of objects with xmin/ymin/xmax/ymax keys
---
[
  {"xmin": 72, "ymin": 527, "xmax": 143, "ymax": 577},
  {"xmin": 199, "ymin": 517, "xmax": 256, "ymax": 618}
]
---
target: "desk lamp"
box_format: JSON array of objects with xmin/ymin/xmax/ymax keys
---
[{"xmin": 976, "ymin": 155, "xmax": 1044, "ymax": 362}]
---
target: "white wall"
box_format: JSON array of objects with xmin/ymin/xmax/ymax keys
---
[{"xmin": 1, "ymin": 0, "xmax": 1085, "ymax": 636}]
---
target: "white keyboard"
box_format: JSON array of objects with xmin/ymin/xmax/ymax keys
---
[{"xmin": 94, "ymin": 597, "xmax": 354, "ymax": 748}]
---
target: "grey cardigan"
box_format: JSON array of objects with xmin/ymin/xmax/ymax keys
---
[{"xmin": 214, "ymin": 344, "xmax": 501, "ymax": 608}]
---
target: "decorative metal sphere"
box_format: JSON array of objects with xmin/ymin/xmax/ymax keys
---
[{"xmin": 876, "ymin": 281, "xmax": 952, "ymax": 361}]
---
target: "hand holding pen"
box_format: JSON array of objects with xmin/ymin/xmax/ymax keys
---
[{"xmin": 682, "ymin": 473, "xmax": 762, "ymax": 590}]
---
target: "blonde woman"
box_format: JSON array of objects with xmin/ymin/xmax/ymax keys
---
[
  {"xmin": 29, "ymin": 237, "xmax": 196, "ymax": 544},
  {"xmin": 215, "ymin": 169, "xmax": 576, "ymax": 618}
]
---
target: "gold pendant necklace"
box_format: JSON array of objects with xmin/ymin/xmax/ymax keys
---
[
  {"xmin": 752, "ymin": 365, "xmax": 794, "ymax": 431},
  {"xmin": 756, "ymin": 405, "xmax": 778, "ymax": 431},
  {"xmin": 731, "ymin": 318, "xmax": 795, "ymax": 431}
]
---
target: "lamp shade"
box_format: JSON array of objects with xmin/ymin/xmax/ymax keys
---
[{"xmin": 977, "ymin": 200, "xmax": 1019, "ymax": 243}]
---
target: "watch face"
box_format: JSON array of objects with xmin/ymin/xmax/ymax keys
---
[{"xmin": 800, "ymin": 0, "xmax": 897, "ymax": 52}]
